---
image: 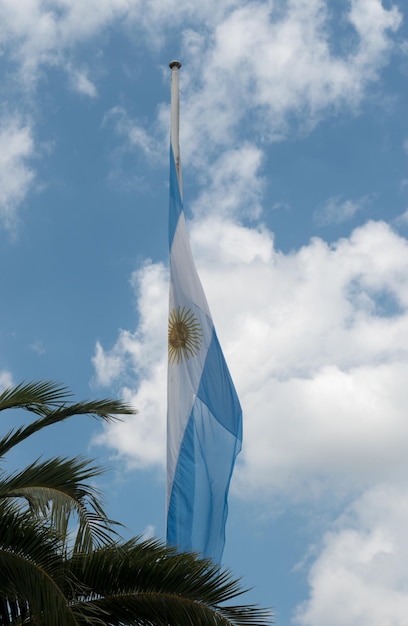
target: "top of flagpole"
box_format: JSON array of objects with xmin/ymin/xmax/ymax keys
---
[{"xmin": 169, "ymin": 60, "xmax": 182, "ymax": 193}]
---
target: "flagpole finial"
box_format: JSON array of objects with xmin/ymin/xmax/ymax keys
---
[{"xmin": 169, "ymin": 60, "xmax": 182, "ymax": 70}]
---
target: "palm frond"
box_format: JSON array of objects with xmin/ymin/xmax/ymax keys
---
[
  {"xmin": 0, "ymin": 381, "xmax": 135, "ymax": 457},
  {"xmin": 0, "ymin": 381, "xmax": 71, "ymax": 413},
  {"xmin": 74, "ymin": 592, "xmax": 271, "ymax": 626},
  {"xmin": 0, "ymin": 457, "xmax": 119, "ymax": 552},
  {"xmin": 67, "ymin": 538, "xmax": 273, "ymax": 626},
  {"xmin": 0, "ymin": 502, "xmax": 79, "ymax": 626}
]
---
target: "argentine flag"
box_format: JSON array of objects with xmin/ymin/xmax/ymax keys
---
[{"xmin": 166, "ymin": 146, "xmax": 243, "ymax": 563}]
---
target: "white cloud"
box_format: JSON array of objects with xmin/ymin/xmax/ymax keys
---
[
  {"xmin": 191, "ymin": 145, "xmax": 265, "ymax": 220},
  {"xmin": 0, "ymin": 0, "xmax": 233, "ymax": 90},
  {"xmin": 29, "ymin": 340, "xmax": 46, "ymax": 355},
  {"xmin": 295, "ymin": 484, "xmax": 408, "ymax": 626},
  {"xmin": 103, "ymin": 107, "xmax": 160, "ymax": 161},
  {"xmin": 6, "ymin": 0, "xmax": 396, "ymax": 167},
  {"xmin": 93, "ymin": 341, "xmax": 125, "ymax": 387},
  {"xmin": 0, "ymin": 370, "xmax": 13, "ymax": 391},
  {"xmin": 314, "ymin": 194, "xmax": 373, "ymax": 225},
  {"xmin": 0, "ymin": 0, "xmax": 132, "ymax": 85},
  {"xmin": 0, "ymin": 1, "xmax": 401, "ymax": 227},
  {"xmin": 141, "ymin": 524, "xmax": 156, "ymax": 540},
  {"xmin": 93, "ymin": 208, "xmax": 408, "ymax": 505},
  {"xmin": 393, "ymin": 207, "xmax": 408, "ymax": 226},
  {"xmin": 92, "ymin": 261, "xmax": 168, "ymax": 469},
  {"xmin": 176, "ymin": 0, "xmax": 402, "ymax": 160},
  {"xmin": 0, "ymin": 116, "xmax": 36, "ymax": 230},
  {"xmin": 93, "ymin": 358, "xmax": 168, "ymax": 470},
  {"xmin": 68, "ymin": 67, "xmax": 98, "ymax": 98}
]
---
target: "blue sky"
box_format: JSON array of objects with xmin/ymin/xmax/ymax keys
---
[{"xmin": 1, "ymin": 1, "xmax": 408, "ymax": 624}]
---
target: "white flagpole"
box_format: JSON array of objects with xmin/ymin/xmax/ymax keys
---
[{"xmin": 169, "ymin": 60, "xmax": 182, "ymax": 195}]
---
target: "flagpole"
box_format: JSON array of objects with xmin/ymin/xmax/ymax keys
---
[{"xmin": 169, "ymin": 60, "xmax": 182, "ymax": 194}]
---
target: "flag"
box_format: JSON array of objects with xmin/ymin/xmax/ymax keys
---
[{"xmin": 166, "ymin": 145, "xmax": 242, "ymax": 563}]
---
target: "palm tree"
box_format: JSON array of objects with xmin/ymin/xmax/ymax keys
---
[
  {"xmin": 0, "ymin": 380, "xmax": 133, "ymax": 625},
  {"xmin": 0, "ymin": 381, "xmax": 272, "ymax": 626}
]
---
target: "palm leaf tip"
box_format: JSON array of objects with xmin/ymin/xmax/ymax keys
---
[
  {"xmin": 0, "ymin": 381, "xmax": 72, "ymax": 413},
  {"xmin": 61, "ymin": 398, "xmax": 136, "ymax": 422},
  {"xmin": 0, "ymin": 380, "xmax": 136, "ymax": 421}
]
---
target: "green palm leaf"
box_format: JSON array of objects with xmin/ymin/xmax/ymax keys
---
[
  {"xmin": 0, "ymin": 381, "xmax": 72, "ymax": 413},
  {"xmin": 67, "ymin": 538, "xmax": 272, "ymax": 626},
  {"xmin": 0, "ymin": 457, "xmax": 118, "ymax": 552},
  {"xmin": 0, "ymin": 502, "xmax": 78, "ymax": 626},
  {"xmin": 0, "ymin": 381, "xmax": 134, "ymax": 458}
]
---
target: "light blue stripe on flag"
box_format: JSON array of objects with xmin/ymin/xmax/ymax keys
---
[{"xmin": 166, "ymin": 146, "xmax": 242, "ymax": 563}]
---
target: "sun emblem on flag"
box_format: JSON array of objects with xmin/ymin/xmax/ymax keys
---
[{"xmin": 168, "ymin": 306, "xmax": 202, "ymax": 364}]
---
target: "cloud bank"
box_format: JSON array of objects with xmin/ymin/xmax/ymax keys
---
[
  {"xmin": 94, "ymin": 211, "xmax": 408, "ymax": 495},
  {"xmin": 295, "ymin": 484, "xmax": 408, "ymax": 626}
]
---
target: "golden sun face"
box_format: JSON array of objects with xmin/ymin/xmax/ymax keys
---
[{"xmin": 168, "ymin": 306, "xmax": 202, "ymax": 364}]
